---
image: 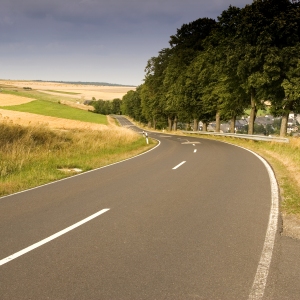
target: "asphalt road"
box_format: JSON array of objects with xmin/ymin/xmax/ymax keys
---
[{"xmin": 0, "ymin": 116, "xmax": 299, "ymax": 299}]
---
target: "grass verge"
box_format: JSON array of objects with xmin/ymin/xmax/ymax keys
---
[
  {"xmin": 0, "ymin": 122, "xmax": 155, "ymax": 197},
  {"xmin": 0, "ymin": 100, "xmax": 107, "ymax": 124}
]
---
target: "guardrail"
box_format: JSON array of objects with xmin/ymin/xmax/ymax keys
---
[{"xmin": 182, "ymin": 131, "xmax": 290, "ymax": 143}]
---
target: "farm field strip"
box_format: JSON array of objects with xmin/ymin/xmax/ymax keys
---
[{"xmin": 0, "ymin": 100, "xmax": 107, "ymax": 125}]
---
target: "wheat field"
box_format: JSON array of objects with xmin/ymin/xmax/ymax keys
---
[{"xmin": 0, "ymin": 79, "xmax": 135, "ymax": 101}]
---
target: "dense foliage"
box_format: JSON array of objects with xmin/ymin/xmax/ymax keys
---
[
  {"xmin": 121, "ymin": 0, "xmax": 300, "ymax": 136},
  {"xmin": 92, "ymin": 98, "xmax": 122, "ymax": 115}
]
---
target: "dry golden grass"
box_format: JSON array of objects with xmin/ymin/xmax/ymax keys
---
[
  {"xmin": 0, "ymin": 119, "xmax": 153, "ymax": 196},
  {"xmin": 0, "ymin": 93, "xmax": 34, "ymax": 106},
  {"xmin": 263, "ymin": 139, "xmax": 300, "ymax": 188},
  {"xmin": 0, "ymin": 109, "xmax": 107, "ymax": 130},
  {"xmin": 0, "ymin": 82, "xmax": 153, "ymax": 197}
]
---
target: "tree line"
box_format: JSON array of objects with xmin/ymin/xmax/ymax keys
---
[
  {"xmin": 92, "ymin": 98, "xmax": 122, "ymax": 115},
  {"xmin": 121, "ymin": 0, "xmax": 300, "ymax": 136}
]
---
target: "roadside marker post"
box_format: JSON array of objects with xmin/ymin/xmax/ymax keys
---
[{"xmin": 142, "ymin": 131, "xmax": 149, "ymax": 144}]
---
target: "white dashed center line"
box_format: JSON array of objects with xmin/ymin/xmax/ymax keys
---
[
  {"xmin": 0, "ymin": 208, "xmax": 110, "ymax": 266},
  {"xmin": 172, "ymin": 161, "xmax": 186, "ymax": 170}
]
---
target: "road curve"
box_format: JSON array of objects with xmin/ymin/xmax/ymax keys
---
[{"xmin": 0, "ymin": 117, "xmax": 277, "ymax": 299}]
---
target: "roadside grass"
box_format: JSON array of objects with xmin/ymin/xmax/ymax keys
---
[
  {"xmin": 187, "ymin": 134, "xmax": 300, "ymax": 216},
  {"xmin": 0, "ymin": 121, "xmax": 155, "ymax": 197},
  {"xmin": 45, "ymin": 90, "xmax": 81, "ymax": 95},
  {"xmin": 0, "ymin": 100, "xmax": 108, "ymax": 125}
]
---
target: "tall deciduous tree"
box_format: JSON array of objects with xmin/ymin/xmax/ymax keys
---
[
  {"xmin": 256, "ymin": 0, "xmax": 300, "ymax": 136},
  {"xmin": 217, "ymin": 0, "xmax": 299, "ymax": 134},
  {"xmin": 264, "ymin": 46, "xmax": 300, "ymax": 135},
  {"xmin": 165, "ymin": 18, "xmax": 217, "ymax": 130},
  {"xmin": 121, "ymin": 88, "xmax": 144, "ymax": 122},
  {"xmin": 142, "ymin": 48, "xmax": 171, "ymax": 129}
]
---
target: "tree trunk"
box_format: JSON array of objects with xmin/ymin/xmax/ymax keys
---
[
  {"xmin": 153, "ymin": 117, "xmax": 156, "ymax": 130},
  {"xmin": 168, "ymin": 116, "xmax": 173, "ymax": 131},
  {"xmin": 202, "ymin": 122, "xmax": 208, "ymax": 132},
  {"xmin": 173, "ymin": 115, "xmax": 178, "ymax": 131},
  {"xmin": 147, "ymin": 121, "xmax": 152, "ymax": 128},
  {"xmin": 248, "ymin": 88, "xmax": 257, "ymax": 135},
  {"xmin": 230, "ymin": 115, "xmax": 236, "ymax": 133},
  {"xmin": 280, "ymin": 111, "xmax": 289, "ymax": 137},
  {"xmin": 193, "ymin": 118, "xmax": 199, "ymax": 131},
  {"xmin": 215, "ymin": 111, "xmax": 221, "ymax": 132}
]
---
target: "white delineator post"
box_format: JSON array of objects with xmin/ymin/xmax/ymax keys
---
[{"xmin": 142, "ymin": 131, "xmax": 149, "ymax": 144}]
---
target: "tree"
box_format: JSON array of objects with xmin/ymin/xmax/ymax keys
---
[
  {"xmin": 217, "ymin": 0, "xmax": 298, "ymax": 135},
  {"xmin": 142, "ymin": 48, "xmax": 172, "ymax": 129},
  {"xmin": 256, "ymin": 0, "xmax": 300, "ymax": 136},
  {"xmin": 92, "ymin": 99, "xmax": 112, "ymax": 115},
  {"xmin": 121, "ymin": 89, "xmax": 144, "ymax": 121},
  {"xmin": 205, "ymin": 11, "xmax": 249, "ymax": 132},
  {"xmin": 164, "ymin": 18, "xmax": 217, "ymax": 130},
  {"xmin": 111, "ymin": 98, "xmax": 122, "ymax": 115},
  {"xmin": 269, "ymin": 48, "xmax": 300, "ymax": 135}
]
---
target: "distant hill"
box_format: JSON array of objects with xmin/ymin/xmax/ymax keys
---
[{"xmin": 33, "ymin": 80, "xmax": 136, "ymax": 87}]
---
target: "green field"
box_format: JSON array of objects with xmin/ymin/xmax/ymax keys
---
[
  {"xmin": 1, "ymin": 88, "xmax": 78, "ymax": 103},
  {"xmin": 1, "ymin": 100, "xmax": 107, "ymax": 125}
]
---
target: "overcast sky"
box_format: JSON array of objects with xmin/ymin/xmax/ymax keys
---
[{"xmin": 1, "ymin": 0, "xmax": 252, "ymax": 86}]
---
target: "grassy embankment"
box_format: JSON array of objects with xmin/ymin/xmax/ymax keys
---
[{"xmin": 0, "ymin": 90, "xmax": 155, "ymax": 197}]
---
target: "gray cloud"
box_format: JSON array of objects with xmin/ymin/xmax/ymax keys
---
[
  {"xmin": 1, "ymin": 0, "xmax": 252, "ymax": 85},
  {"xmin": 2, "ymin": 0, "xmax": 251, "ymax": 27}
]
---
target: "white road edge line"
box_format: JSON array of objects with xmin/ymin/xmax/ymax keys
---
[
  {"xmin": 246, "ymin": 149, "xmax": 279, "ymax": 300},
  {"xmin": 210, "ymin": 140, "xmax": 279, "ymax": 299},
  {"xmin": 194, "ymin": 149, "xmax": 197, "ymax": 153},
  {"xmin": 0, "ymin": 208, "xmax": 110, "ymax": 266},
  {"xmin": 172, "ymin": 161, "xmax": 186, "ymax": 170}
]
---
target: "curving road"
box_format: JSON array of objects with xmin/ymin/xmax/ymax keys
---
[{"xmin": 0, "ymin": 116, "xmax": 299, "ymax": 299}]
